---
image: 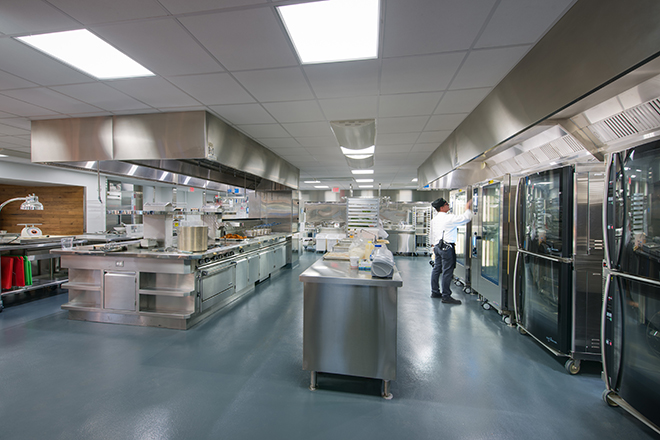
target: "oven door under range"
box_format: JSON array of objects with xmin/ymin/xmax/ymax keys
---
[{"xmin": 198, "ymin": 262, "xmax": 236, "ymax": 312}]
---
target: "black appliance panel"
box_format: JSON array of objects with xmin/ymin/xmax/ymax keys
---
[
  {"xmin": 618, "ymin": 141, "xmax": 660, "ymax": 282},
  {"xmin": 520, "ymin": 166, "xmax": 573, "ymax": 259},
  {"xmin": 605, "ymin": 275, "xmax": 660, "ymax": 429},
  {"xmin": 517, "ymin": 253, "xmax": 572, "ymax": 353}
]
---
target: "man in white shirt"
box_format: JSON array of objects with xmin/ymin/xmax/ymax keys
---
[{"xmin": 430, "ymin": 197, "xmax": 473, "ymax": 304}]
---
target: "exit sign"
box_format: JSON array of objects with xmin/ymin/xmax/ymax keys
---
[{"xmin": 332, "ymin": 187, "xmax": 339, "ymax": 193}]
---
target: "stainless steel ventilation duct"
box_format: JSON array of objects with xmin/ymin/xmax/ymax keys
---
[{"xmin": 31, "ymin": 111, "xmax": 299, "ymax": 189}]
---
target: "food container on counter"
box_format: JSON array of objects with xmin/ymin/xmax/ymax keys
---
[{"xmin": 178, "ymin": 225, "xmax": 209, "ymax": 252}]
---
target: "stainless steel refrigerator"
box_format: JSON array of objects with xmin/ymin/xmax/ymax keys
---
[
  {"xmin": 602, "ymin": 141, "xmax": 660, "ymax": 434},
  {"xmin": 514, "ymin": 163, "xmax": 604, "ymax": 374},
  {"xmin": 449, "ymin": 187, "xmax": 471, "ymax": 292},
  {"xmin": 471, "ymin": 176, "xmax": 514, "ymax": 324}
]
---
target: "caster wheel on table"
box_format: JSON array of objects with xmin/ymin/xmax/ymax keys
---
[
  {"xmin": 502, "ymin": 315, "xmax": 512, "ymax": 325},
  {"xmin": 565, "ymin": 359, "xmax": 581, "ymax": 375},
  {"xmin": 518, "ymin": 326, "xmax": 527, "ymax": 335},
  {"xmin": 482, "ymin": 302, "xmax": 491, "ymax": 310},
  {"xmin": 602, "ymin": 389, "xmax": 619, "ymax": 407}
]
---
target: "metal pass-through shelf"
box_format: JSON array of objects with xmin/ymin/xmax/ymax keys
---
[{"xmin": 346, "ymin": 198, "xmax": 379, "ymax": 231}]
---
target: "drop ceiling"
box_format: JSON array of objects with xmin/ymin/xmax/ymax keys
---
[{"xmin": 0, "ymin": 0, "xmax": 576, "ymax": 190}]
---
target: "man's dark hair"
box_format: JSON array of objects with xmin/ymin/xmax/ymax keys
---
[{"xmin": 432, "ymin": 198, "xmax": 448, "ymax": 211}]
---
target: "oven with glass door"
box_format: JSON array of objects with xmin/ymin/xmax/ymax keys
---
[
  {"xmin": 514, "ymin": 163, "xmax": 604, "ymax": 374},
  {"xmin": 449, "ymin": 187, "xmax": 471, "ymax": 292},
  {"xmin": 602, "ymin": 141, "xmax": 660, "ymax": 434},
  {"xmin": 470, "ymin": 176, "xmax": 514, "ymax": 324}
]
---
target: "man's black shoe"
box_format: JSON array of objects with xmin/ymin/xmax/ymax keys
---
[
  {"xmin": 441, "ymin": 297, "xmax": 462, "ymax": 305},
  {"xmin": 430, "ymin": 293, "xmax": 442, "ymax": 299}
]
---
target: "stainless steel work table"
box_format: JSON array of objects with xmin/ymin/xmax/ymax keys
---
[{"xmin": 299, "ymin": 258, "xmax": 403, "ymax": 399}]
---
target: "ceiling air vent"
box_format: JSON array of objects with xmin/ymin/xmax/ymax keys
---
[
  {"xmin": 515, "ymin": 151, "xmax": 540, "ymax": 168},
  {"xmin": 588, "ymin": 97, "xmax": 660, "ymax": 143}
]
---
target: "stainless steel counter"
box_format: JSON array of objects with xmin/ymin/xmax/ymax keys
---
[
  {"xmin": 300, "ymin": 258, "xmax": 403, "ymax": 399},
  {"xmin": 0, "ymin": 238, "xmax": 86, "ymax": 310},
  {"xmin": 384, "ymin": 229, "xmax": 416, "ymax": 254},
  {"xmin": 57, "ymin": 234, "xmax": 292, "ymax": 329}
]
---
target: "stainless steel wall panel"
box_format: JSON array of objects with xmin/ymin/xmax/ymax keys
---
[{"xmin": 31, "ymin": 117, "xmax": 113, "ymax": 162}]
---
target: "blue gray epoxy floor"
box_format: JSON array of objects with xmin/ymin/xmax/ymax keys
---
[{"xmin": 0, "ymin": 253, "xmax": 656, "ymax": 439}]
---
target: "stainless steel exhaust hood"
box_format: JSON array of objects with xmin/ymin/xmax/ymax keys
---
[
  {"xmin": 418, "ymin": 0, "xmax": 660, "ymax": 187},
  {"xmin": 31, "ymin": 111, "xmax": 299, "ymax": 189}
]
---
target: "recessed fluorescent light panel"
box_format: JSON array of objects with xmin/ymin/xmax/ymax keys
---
[
  {"xmin": 359, "ymin": 185, "xmax": 373, "ymax": 188},
  {"xmin": 277, "ymin": 0, "xmax": 379, "ymax": 64},
  {"xmin": 304, "ymin": 180, "xmax": 321, "ymax": 183},
  {"xmin": 16, "ymin": 29, "xmax": 154, "ymax": 79},
  {"xmin": 351, "ymin": 169, "xmax": 374, "ymax": 175},
  {"xmin": 341, "ymin": 146, "xmax": 375, "ymax": 156},
  {"xmin": 314, "ymin": 185, "xmax": 329, "ymax": 189},
  {"xmin": 355, "ymin": 179, "xmax": 373, "ymax": 183}
]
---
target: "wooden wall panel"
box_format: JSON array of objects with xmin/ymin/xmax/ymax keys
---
[{"xmin": 0, "ymin": 184, "xmax": 85, "ymax": 235}]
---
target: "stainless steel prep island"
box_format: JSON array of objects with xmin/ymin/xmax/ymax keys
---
[
  {"xmin": 53, "ymin": 234, "xmax": 291, "ymax": 329},
  {"xmin": 299, "ymin": 258, "xmax": 403, "ymax": 398}
]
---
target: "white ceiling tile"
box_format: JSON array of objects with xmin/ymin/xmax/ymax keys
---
[
  {"xmin": 426, "ymin": 114, "xmax": 468, "ymax": 131},
  {"xmin": 412, "ymin": 142, "xmax": 442, "ymax": 153},
  {"xmin": 0, "ymin": 118, "xmax": 31, "ymax": 130},
  {"xmin": 92, "ymin": 19, "xmax": 222, "ymax": 77},
  {"xmin": 263, "ymin": 101, "xmax": 325, "ymax": 123},
  {"xmin": 304, "ymin": 60, "xmax": 380, "ymax": 99},
  {"xmin": 435, "ymin": 88, "xmax": 492, "ymax": 114},
  {"xmin": 383, "ymin": 0, "xmax": 496, "ymax": 57},
  {"xmin": 0, "ymin": 135, "xmax": 30, "ymax": 147},
  {"xmin": 0, "ymin": 123, "xmax": 29, "ymax": 136},
  {"xmin": 167, "ymin": 73, "xmax": 254, "ymax": 106},
  {"xmin": 51, "ymin": 83, "xmax": 149, "ymax": 112},
  {"xmin": 237, "ymin": 124, "xmax": 289, "ymax": 139},
  {"xmin": 258, "ymin": 138, "xmax": 300, "ymax": 149},
  {"xmin": 49, "ymin": 0, "xmax": 169, "ymax": 24},
  {"xmin": 180, "ymin": 8, "xmax": 298, "ymax": 71},
  {"xmin": 281, "ymin": 122, "xmax": 332, "ymax": 138},
  {"xmin": 0, "ymin": 70, "xmax": 39, "ymax": 90},
  {"xmin": 2, "ymin": 88, "xmax": 103, "ymax": 114},
  {"xmin": 380, "ymin": 52, "xmax": 466, "ymax": 94},
  {"xmin": 378, "ymin": 92, "xmax": 442, "ymax": 118},
  {"xmin": 0, "ymin": 39, "xmax": 96, "ymax": 86},
  {"xmin": 476, "ymin": 0, "xmax": 576, "ymax": 49},
  {"xmin": 318, "ymin": 96, "xmax": 378, "ymax": 120},
  {"xmin": 376, "ymin": 132, "xmax": 418, "ymax": 145},
  {"xmin": 108, "ymin": 77, "xmax": 200, "ymax": 108},
  {"xmin": 158, "ymin": 0, "xmax": 267, "ymax": 15},
  {"xmin": 417, "ymin": 130, "xmax": 452, "ymax": 144},
  {"xmin": 450, "ymin": 46, "xmax": 531, "ymax": 90},
  {"xmin": 209, "ymin": 103, "xmax": 275, "ymax": 125},
  {"xmin": 295, "ymin": 137, "xmax": 339, "ymax": 148},
  {"xmin": 0, "ymin": 93, "xmax": 59, "ymax": 117},
  {"xmin": 376, "ymin": 144, "xmax": 413, "ymax": 154},
  {"xmin": 377, "ymin": 116, "xmax": 428, "ymax": 134},
  {"xmin": 233, "ymin": 68, "xmax": 314, "ymax": 102},
  {"xmin": 0, "ymin": 0, "xmax": 80, "ymax": 35}
]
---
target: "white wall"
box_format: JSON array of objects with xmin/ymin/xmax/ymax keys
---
[{"xmin": 0, "ymin": 159, "xmax": 107, "ymax": 233}]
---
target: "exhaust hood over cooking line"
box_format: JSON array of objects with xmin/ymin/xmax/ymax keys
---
[{"xmin": 30, "ymin": 111, "xmax": 299, "ymax": 191}]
